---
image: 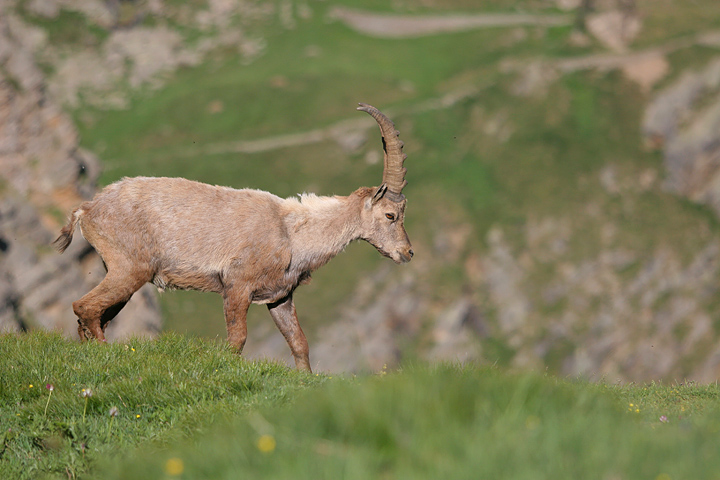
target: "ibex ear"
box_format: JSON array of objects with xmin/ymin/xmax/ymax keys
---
[{"xmin": 371, "ymin": 184, "xmax": 387, "ymax": 205}]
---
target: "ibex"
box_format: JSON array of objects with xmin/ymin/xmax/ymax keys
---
[{"xmin": 54, "ymin": 104, "xmax": 412, "ymax": 372}]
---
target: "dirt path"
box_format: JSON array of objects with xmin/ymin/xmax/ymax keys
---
[{"xmin": 327, "ymin": 6, "xmax": 572, "ymax": 39}]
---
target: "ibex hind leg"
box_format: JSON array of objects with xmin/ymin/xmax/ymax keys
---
[{"xmin": 73, "ymin": 268, "xmax": 150, "ymax": 342}]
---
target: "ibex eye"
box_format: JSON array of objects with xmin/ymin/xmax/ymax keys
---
[{"xmin": 385, "ymin": 213, "xmax": 395, "ymax": 221}]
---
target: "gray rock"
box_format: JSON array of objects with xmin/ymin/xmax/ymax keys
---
[
  {"xmin": 0, "ymin": 10, "xmax": 162, "ymax": 340},
  {"xmin": 643, "ymin": 58, "xmax": 720, "ymax": 215}
]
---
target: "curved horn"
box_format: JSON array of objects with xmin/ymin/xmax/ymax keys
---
[{"xmin": 357, "ymin": 103, "xmax": 407, "ymax": 199}]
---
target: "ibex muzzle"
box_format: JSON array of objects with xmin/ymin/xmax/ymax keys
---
[{"xmin": 54, "ymin": 103, "xmax": 412, "ymax": 372}]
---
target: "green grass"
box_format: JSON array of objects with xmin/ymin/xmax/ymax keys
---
[
  {"xmin": 0, "ymin": 331, "xmax": 324, "ymax": 479},
  {"xmin": 3, "ymin": 332, "xmax": 720, "ymax": 479},
  {"xmin": 19, "ymin": 8, "xmax": 108, "ymax": 48},
  {"xmin": 636, "ymin": 0, "xmax": 720, "ymax": 46}
]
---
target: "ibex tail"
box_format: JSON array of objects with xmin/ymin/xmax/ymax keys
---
[{"xmin": 53, "ymin": 206, "xmax": 87, "ymax": 253}]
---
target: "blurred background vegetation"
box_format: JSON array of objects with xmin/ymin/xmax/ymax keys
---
[{"xmin": 7, "ymin": 0, "xmax": 720, "ymax": 381}]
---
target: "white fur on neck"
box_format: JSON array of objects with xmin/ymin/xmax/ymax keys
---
[{"xmin": 282, "ymin": 193, "xmax": 358, "ymax": 273}]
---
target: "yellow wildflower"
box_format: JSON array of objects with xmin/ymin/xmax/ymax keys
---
[
  {"xmin": 164, "ymin": 457, "xmax": 184, "ymax": 476},
  {"xmin": 257, "ymin": 434, "xmax": 276, "ymax": 453}
]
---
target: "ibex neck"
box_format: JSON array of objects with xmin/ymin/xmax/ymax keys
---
[{"xmin": 281, "ymin": 193, "xmax": 361, "ymax": 273}]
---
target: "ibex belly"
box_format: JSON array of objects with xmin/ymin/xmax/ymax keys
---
[{"xmin": 151, "ymin": 267, "xmax": 225, "ymax": 293}]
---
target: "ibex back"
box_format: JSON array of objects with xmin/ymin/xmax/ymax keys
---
[{"xmin": 53, "ymin": 104, "xmax": 412, "ymax": 372}]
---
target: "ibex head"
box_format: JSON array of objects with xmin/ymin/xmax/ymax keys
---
[{"xmin": 357, "ymin": 103, "xmax": 413, "ymax": 264}]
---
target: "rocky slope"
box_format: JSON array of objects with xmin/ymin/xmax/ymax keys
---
[{"xmin": 0, "ymin": 3, "xmax": 161, "ymax": 338}]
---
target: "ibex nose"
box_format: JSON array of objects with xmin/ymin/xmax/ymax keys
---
[{"xmin": 409, "ymin": 249, "xmax": 414, "ymax": 258}]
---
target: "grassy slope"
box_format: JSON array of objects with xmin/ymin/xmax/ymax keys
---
[
  {"xmin": 66, "ymin": 0, "xmax": 720, "ymax": 374},
  {"xmin": 102, "ymin": 371, "xmax": 720, "ymax": 480},
  {"xmin": 0, "ymin": 332, "xmax": 325, "ymax": 479},
  {"xmin": 2, "ymin": 333, "xmax": 720, "ymax": 479}
]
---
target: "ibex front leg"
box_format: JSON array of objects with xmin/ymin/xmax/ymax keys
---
[
  {"xmin": 267, "ymin": 294, "xmax": 311, "ymax": 372},
  {"xmin": 223, "ymin": 289, "xmax": 250, "ymax": 354}
]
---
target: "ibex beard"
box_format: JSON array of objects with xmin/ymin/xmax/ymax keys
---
[{"xmin": 53, "ymin": 104, "xmax": 412, "ymax": 372}]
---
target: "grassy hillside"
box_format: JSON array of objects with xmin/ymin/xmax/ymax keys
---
[
  {"xmin": 17, "ymin": 0, "xmax": 720, "ymax": 378},
  {"xmin": 0, "ymin": 332, "xmax": 324, "ymax": 479},
  {"xmin": 2, "ymin": 332, "xmax": 720, "ymax": 479}
]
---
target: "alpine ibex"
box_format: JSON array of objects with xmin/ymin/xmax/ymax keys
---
[{"xmin": 54, "ymin": 104, "xmax": 412, "ymax": 372}]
